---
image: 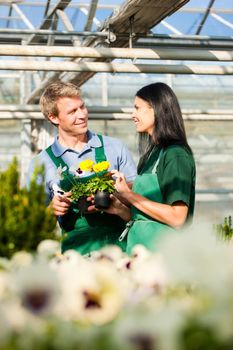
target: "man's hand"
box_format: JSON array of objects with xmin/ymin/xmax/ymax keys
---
[{"xmin": 51, "ymin": 192, "xmax": 72, "ymax": 216}]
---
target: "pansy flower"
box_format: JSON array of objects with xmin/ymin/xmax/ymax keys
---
[
  {"xmin": 93, "ymin": 161, "xmax": 110, "ymax": 173},
  {"xmin": 79, "ymin": 159, "xmax": 94, "ymax": 172},
  {"xmin": 69, "ymin": 165, "xmax": 84, "ymax": 176}
]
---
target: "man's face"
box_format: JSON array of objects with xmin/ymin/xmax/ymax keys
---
[{"xmin": 49, "ymin": 96, "xmax": 88, "ymax": 135}]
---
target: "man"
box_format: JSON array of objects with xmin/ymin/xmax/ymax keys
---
[{"xmin": 28, "ymin": 81, "xmax": 137, "ymax": 255}]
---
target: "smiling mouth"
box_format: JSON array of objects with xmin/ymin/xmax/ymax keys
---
[{"xmin": 75, "ymin": 122, "xmax": 86, "ymax": 126}]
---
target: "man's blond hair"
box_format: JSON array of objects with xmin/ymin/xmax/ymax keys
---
[{"xmin": 40, "ymin": 81, "xmax": 81, "ymax": 119}]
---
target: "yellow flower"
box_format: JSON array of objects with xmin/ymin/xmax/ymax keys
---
[
  {"xmin": 79, "ymin": 159, "xmax": 94, "ymax": 172},
  {"xmin": 93, "ymin": 161, "xmax": 110, "ymax": 173}
]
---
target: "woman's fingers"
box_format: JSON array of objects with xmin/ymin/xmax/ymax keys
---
[{"xmin": 111, "ymin": 170, "xmax": 125, "ymax": 180}]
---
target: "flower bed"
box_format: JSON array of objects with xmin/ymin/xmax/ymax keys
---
[{"xmin": 0, "ymin": 224, "xmax": 233, "ymax": 350}]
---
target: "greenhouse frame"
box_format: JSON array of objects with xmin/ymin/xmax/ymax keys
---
[{"xmin": 0, "ymin": 0, "xmax": 233, "ymax": 222}]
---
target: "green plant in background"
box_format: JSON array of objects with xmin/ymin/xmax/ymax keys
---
[
  {"xmin": 214, "ymin": 215, "xmax": 233, "ymax": 241},
  {"xmin": 0, "ymin": 158, "xmax": 57, "ymax": 258}
]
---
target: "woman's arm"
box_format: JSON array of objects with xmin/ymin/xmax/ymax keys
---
[
  {"xmin": 112, "ymin": 170, "xmax": 188, "ymax": 229},
  {"xmin": 121, "ymin": 191, "xmax": 188, "ymax": 228}
]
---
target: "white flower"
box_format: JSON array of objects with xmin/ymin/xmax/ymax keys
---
[
  {"xmin": 12, "ymin": 261, "xmax": 60, "ymax": 316},
  {"xmin": 56, "ymin": 261, "xmax": 125, "ymax": 325},
  {"xmin": 11, "ymin": 251, "xmax": 33, "ymax": 268},
  {"xmin": 90, "ymin": 245, "xmax": 125, "ymax": 263},
  {"xmin": 0, "ymin": 271, "xmax": 10, "ymax": 299},
  {"xmin": 0, "ymin": 257, "xmax": 11, "ymax": 271},
  {"xmin": 37, "ymin": 239, "xmax": 60, "ymax": 258},
  {"xmin": 113, "ymin": 302, "xmax": 186, "ymax": 350},
  {"xmin": 131, "ymin": 244, "xmax": 151, "ymax": 261},
  {"xmin": 69, "ymin": 164, "xmax": 85, "ymax": 176},
  {"xmin": 159, "ymin": 222, "xmax": 233, "ymax": 341},
  {"xmin": 131, "ymin": 254, "xmax": 168, "ymax": 292},
  {"xmin": 0, "ymin": 302, "xmax": 29, "ymax": 335},
  {"xmin": 78, "ymin": 264, "xmax": 125, "ymax": 325},
  {"xmin": 159, "ymin": 222, "xmax": 233, "ymax": 294},
  {"xmin": 56, "ymin": 165, "xmax": 67, "ymax": 180}
]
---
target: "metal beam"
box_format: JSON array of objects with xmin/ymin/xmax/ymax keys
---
[
  {"xmin": 56, "ymin": 9, "xmax": 81, "ymax": 46},
  {"xmin": 211, "ymin": 13, "xmax": 233, "ymax": 31},
  {"xmin": 161, "ymin": 20, "xmax": 183, "ymax": 35},
  {"xmin": 1, "ymin": 29, "xmax": 233, "ymax": 48},
  {"xmin": 0, "ymin": 45, "xmax": 233, "ymax": 61},
  {"xmin": 27, "ymin": 0, "xmax": 190, "ymax": 103},
  {"xmin": 0, "ymin": 59, "xmax": 232, "ymax": 75},
  {"xmin": 1, "ymin": 106, "xmax": 233, "ymax": 121},
  {"xmin": 26, "ymin": 0, "xmax": 72, "ymax": 44},
  {"xmin": 11, "ymin": 3, "xmax": 34, "ymax": 29},
  {"xmin": 196, "ymin": 0, "xmax": 215, "ymax": 35},
  {"xmin": 84, "ymin": 0, "xmax": 99, "ymax": 32}
]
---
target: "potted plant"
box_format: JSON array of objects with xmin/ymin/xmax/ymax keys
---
[{"xmin": 59, "ymin": 159, "xmax": 115, "ymax": 214}]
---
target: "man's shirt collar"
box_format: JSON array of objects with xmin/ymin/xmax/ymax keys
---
[{"xmin": 51, "ymin": 130, "xmax": 102, "ymax": 157}]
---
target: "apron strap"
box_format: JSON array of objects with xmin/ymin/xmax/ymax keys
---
[
  {"xmin": 46, "ymin": 145, "xmax": 67, "ymax": 169},
  {"xmin": 45, "ymin": 134, "xmax": 107, "ymax": 169},
  {"xmin": 95, "ymin": 134, "xmax": 107, "ymax": 163},
  {"xmin": 152, "ymin": 148, "xmax": 163, "ymax": 174}
]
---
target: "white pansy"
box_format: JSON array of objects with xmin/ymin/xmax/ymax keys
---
[
  {"xmin": 159, "ymin": 222, "xmax": 233, "ymax": 342},
  {"xmin": 130, "ymin": 254, "xmax": 168, "ymax": 292},
  {"xmin": 0, "ymin": 257, "xmax": 11, "ymax": 271},
  {"xmin": 79, "ymin": 264, "xmax": 125, "ymax": 325},
  {"xmin": 0, "ymin": 302, "xmax": 30, "ymax": 333},
  {"xmin": 131, "ymin": 244, "xmax": 151, "ymax": 261},
  {"xmin": 0, "ymin": 271, "xmax": 10, "ymax": 299},
  {"xmin": 113, "ymin": 307, "xmax": 159, "ymax": 350},
  {"xmin": 37, "ymin": 239, "xmax": 60, "ymax": 258},
  {"xmin": 90, "ymin": 244, "xmax": 125, "ymax": 263},
  {"xmin": 50, "ymin": 249, "xmax": 85, "ymax": 272},
  {"xmin": 11, "ymin": 251, "xmax": 33, "ymax": 268},
  {"xmin": 11, "ymin": 261, "xmax": 60, "ymax": 316},
  {"xmin": 69, "ymin": 164, "xmax": 85, "ymax": 176},
  {"xmin": 159, "ymin": 222, "xmax": 233, "ymax": 294},
  {"xmin": 57, "ymin": 261, "xmax": 125, "ymax": 325}
]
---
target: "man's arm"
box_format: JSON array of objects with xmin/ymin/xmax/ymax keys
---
[{"xmin": 118, "ymin": 143, "xmax": 137, "ymax": 182}]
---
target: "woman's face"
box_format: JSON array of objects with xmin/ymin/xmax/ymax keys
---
[{"xmin": 132, "ymin": 96, "xmax": 155, "ymax": 135}]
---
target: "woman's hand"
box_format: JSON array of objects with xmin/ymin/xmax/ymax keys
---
[
  {"xmin": 105, "ymin": 194, "xmax": 131, "ymax": 220},
  {"xmin": 111, "ymin": 170, "xmax": 131, "ymax": 194},
  {"xmin": 50, "ymin": 191, "xmax": 72, "ymax": 216},
  {"xmin": 86, "ymin": 193, "xmax": 131, "ymax": 221}
]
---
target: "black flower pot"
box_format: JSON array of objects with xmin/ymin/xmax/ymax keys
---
[
  {"xmin": 94, "ymin": 191, "xmax": 111, "ymax": 209},
  {"xmin": 75, "ymin": 196, "xmax": 90, "ymax": 214}
]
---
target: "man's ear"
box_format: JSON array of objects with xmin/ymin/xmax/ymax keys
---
[{"xmin": 48, "ymin": 113, "xmax": 59, "ymax": 126}]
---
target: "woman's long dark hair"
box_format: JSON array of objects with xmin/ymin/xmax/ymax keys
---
[{"xmin": 136, "ymin": 82, "xmax": 192, "ymax": 171}]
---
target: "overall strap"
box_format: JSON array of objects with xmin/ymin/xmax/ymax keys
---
[
  {"xmin": 152, "ymin": 148, "xmax": 163, "ymax": 174},
  {"xmin": 46, "ymin": 146, "xmax": 68, "ymax": 169},
  {"xmin": 46, "ymin": 134, "xmax": 106, "ymax": 169},
  {"xmin": 95, "ymin": 134, "xmax": 107, "ymax": 163}
]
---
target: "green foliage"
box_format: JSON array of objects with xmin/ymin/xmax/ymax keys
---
[
  {"xmin": 0, "ymin": 158, "xmax": 57, "ymax": 258},
  {"xmin": 71, "ymin": 173, "xmax": 115, "ymax": 201},
  {"xmin": 181, "ymin": 322, "xmax": 226, "ymax": 350},
  {"xmin": 214, "ymin": 215, "xmax": 233, "ymax": 241}
]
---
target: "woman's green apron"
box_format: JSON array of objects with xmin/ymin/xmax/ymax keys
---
[
  {"xmin": 121, "ymin": 149, "xmax": 174, "ymax": 254},
  {"xmin": 46, "ymin": 135, "xmax": 126, "ymax": 255}
]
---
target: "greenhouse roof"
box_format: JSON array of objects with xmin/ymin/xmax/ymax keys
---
[{"xmin": 0, "ymin": 0, "xmax": 232, "ymax": 105}]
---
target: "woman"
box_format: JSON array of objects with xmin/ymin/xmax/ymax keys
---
[{"xmin": 107, "ymin": 82, "xmax": 196, "ymax": 253}]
